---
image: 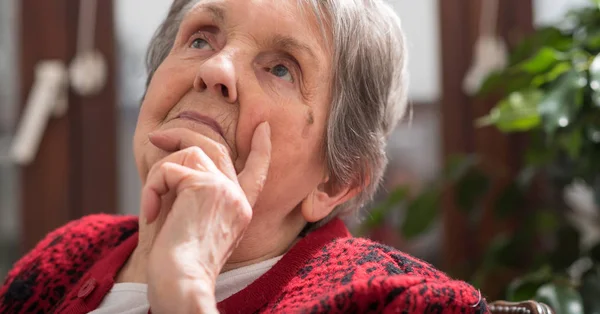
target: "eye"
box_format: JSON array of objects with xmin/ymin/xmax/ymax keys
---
[
  {"xmin": 190, "ymin": 37, "xmax": 213, "ymax": 50},
  {"xmin": 270, "ymin": 64, "xmax": 293, "ymax": 83}
]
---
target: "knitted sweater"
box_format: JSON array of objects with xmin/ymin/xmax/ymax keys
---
[{"xmin": 0, "ymin": 214, "xmax": 489, "ymax": 313}]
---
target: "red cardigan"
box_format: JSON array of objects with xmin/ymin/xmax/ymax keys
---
[{"xmin": 0, "ymin": 214, "xmax": 489, "ymax": 313}]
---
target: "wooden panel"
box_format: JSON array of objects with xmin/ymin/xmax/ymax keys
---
[
  {"xmin": 19, "ymin": 0, "xmax": 117, "ymax": 252},
  {"xmin": 438, "ymin": 0, "xmax": 534, "ymax": 280},
  {"xmin": 67, "ymin": 0, "xmax": 118, "ymax": 217},
  {"xmin": 19, "ymin": 0, "xmax": 72, "ymax": 253}
]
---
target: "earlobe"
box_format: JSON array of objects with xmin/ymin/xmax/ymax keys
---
[{"xmin": 300, "ymin": 179, "xmax": 363, "ymax": 223}]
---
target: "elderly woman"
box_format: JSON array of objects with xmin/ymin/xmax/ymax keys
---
[{"xmin": 1, "ymin": 0, "xmax": 488, "ymax": 313}]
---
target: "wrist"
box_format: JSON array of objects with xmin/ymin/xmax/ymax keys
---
[
  {"xmin": 116, "ymin": 249, "xmax": 148, "ymax": 283},
  {"xmin": 152, "ymin": 279, "xmax": 217, "ymax": 314},
  {"xmin": 188, "ymin": 284, "xmax": 219, "ymax": 314}
]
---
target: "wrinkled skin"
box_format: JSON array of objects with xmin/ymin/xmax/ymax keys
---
[{"xmin": 117, "ymin": 0, "xmax": 359, "ymax": 312}]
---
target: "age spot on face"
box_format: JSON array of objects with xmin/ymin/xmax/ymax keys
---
[{"xmin": 302, "ymin": 109, "xmax": 315, "ymax": 139}]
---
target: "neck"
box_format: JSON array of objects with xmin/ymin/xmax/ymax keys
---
[{"xmin": 221, "ymin": 213, "xmax": 306, "ymax": 273}]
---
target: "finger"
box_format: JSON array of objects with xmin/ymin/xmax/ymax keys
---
[
  {"xmin": 142, "ymin": 162, "xmax": 206, "ymax": 224},
  {"xmin": 141, "ymin": 145, "xmax": 223, "ymax": 226},
  {"xmin": 237, "ymin": 122, "xmax": 271, "ymax": 207},
  {"xmin": 149, "ymin": 128, "xmax": 237, "ymax": 183}
]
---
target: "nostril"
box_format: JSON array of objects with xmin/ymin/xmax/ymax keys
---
[
  {"xmin": 221, "ymin": 85, "xmax": 229, "ymax": 98},
  {"xmin": 197, "ymin": 79, "xmax": 207, "ymax": 91}
]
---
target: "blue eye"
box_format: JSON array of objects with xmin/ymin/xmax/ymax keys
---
[
  {"xmin": 190, "ymin": 38, "xmax": 212, "ymax": 50},
  {"xmin": 270, "ymin": 64, "xmax": 293, "ymax": 82}
]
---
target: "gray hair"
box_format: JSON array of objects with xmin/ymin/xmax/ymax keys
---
[{"xmin": 145, "ymin": 0, "xmax": 408, "ymax": 229}]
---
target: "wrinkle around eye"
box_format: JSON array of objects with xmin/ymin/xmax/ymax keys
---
[{"xmin": 190, "ymin": 37, "xmax": 213, "ymax": 50}]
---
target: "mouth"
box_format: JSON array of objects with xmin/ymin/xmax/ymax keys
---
[{"xmin": 175, "ymin": 111, "xmax": 225, "ymax": 139}]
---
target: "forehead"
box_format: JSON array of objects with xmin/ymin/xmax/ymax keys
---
[{"xmin": 184, "ymin": 0, "xmax": 331, "ymax": 50}]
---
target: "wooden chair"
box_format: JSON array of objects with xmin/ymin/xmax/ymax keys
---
[{"xmin": 489, "ymin": 301, "xmax": 554, "ymax": 314}]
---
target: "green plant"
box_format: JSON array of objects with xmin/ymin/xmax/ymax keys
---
[
  {"xmin": 476, "ymin": 2, "xmax": 600, "ymax": 311},
  {"xmin": 362, "ymin": 2, "xmax": 600, "ymax": 313}
]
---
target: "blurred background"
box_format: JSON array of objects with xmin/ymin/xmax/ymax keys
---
[{"xmin": 2, "ymin": 0, "xmax": 599, "ymax": 309}]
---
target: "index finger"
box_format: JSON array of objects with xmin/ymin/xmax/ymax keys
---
[
  {"xmin": 237, "ymin": 122, "xmax": 271, "ymax": 207},
  {"xmin": 149, "ymin": 128, "xmax": 238, "ymax": 184}
]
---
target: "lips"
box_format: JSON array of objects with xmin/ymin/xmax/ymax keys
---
[{"xmin": 176, "ymin": 111, "xmax": 225, "ymax": 138}]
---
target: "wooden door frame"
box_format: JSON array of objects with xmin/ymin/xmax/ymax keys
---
[
  {"xmin": 18, "ymin": 0, "xmax": 117, "ymax": 252},
  {"xmin": 438, "ymin": 0, "xmax": 534, "ymax": 279}
]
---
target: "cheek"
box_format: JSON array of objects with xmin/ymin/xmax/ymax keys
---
[
  {"xmin": 253, "ymin": 117, "xmax": 326, "ymax": 213},
  {"xmin": 141, "ymin": 59, "xmax": 195, "ymax": 123},
  {"xmin": 133, "ymin": 58, "xmax": 196, "ymax": 179},
  {"xmin": 268, "ymin": 110, "xmax": 326, "ymax": 176}
]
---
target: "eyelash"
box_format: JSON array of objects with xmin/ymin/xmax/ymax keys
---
[
  {"xmin": 188, "ymin": 32, "xmax": 214, "ymax": 49},
  {"xmin": 186, "ymin": 32, "xmax": 302, "ymax": 86},
  {"xmin": 263, "ymin": 59, "xmax": 290, "ymax": 78}
]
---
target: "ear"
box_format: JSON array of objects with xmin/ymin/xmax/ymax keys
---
[{"xmin": 300, "ymin": 176, "xmax": 366, "ymax": 223}]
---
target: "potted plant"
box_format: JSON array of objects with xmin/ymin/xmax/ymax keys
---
[
  {"xmin": 361, "ymin": 1, "xmax": 600, "ymax": 312},
  {"xmin": 475, "ymin": 1, "xmax": 600, "ymax": 312}
]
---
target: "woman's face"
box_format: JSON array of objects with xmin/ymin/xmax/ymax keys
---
[{"xmin": 134, "ymin": 0, "xmax": 333, "ymax": 218}]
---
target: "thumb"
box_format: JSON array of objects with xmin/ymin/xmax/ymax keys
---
[{"xmin": 237, "ymin": 122, "xmax": 271, "ymax": 207}]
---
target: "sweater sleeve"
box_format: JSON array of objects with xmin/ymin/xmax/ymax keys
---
[
  {"xmin": 382, "ymin": 278, "xmax": 489, "ymax": 313},
  {"xmin": 0, "ymin": 214, "xmax": 138, "ymax": 314},
  {"xmin": 1, "ymin": 218, "xmax": 87, "ymax": 293}
]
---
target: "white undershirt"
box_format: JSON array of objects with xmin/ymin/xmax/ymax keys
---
[{"xmin": 89, "ymin": 255, "xmax": 283, "ymax": 314}]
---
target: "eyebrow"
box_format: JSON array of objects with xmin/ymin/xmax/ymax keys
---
[
  {"xmin": 187, "ymin": 2, "xmax": 226, "ymax": 24},
  {"xmin": 185, "ymin": 3, "xmax": 321, "ymax": 68},
  {"xmin": 269, "ymin": 34, "xmax": 320, "ymax": 68}
]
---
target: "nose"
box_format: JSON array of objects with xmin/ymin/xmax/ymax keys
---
[{"xmin": 193, "ymin": 54, "xmax": 238, "ymax": 103}]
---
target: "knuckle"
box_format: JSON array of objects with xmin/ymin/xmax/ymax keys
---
[
  {"xmin": 229, "ymin": 191, "xmax": 252, "ymax": 218},
  {"xmin": 215, "ymin": 142, "xmax": 230, "ymax": 157},
  {"xmin": 213, "ymin": 176, "xmax": 231, "ymax": 191},
  {"xmin": 234, "ymin": 201, "xmax": 252, "ymax": 222},
  {"xmin": 239, "ymin": 211, "xmax": 252, "ymax": 226},
  {"xmin": 230, "ymin": 196, "xmax": 246, "ymax": 210},
  {"xmin": 183, "ymin": 146, "xmax": 204, "ymax": 158},
  {"xmin": 158, "ymin": 161, "xmax": 175, "ymax": 172},
  {"xmin": 190, "ymin": 175, "xmax": 231, "ymax": 196}
]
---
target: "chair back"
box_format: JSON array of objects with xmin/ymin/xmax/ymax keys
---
[{"xmin": 489, "ymin": 300, "xmax": 554, "ymax": 314}]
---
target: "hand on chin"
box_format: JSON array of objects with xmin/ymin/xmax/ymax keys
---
[{"xmin": 126, "ymin": 122, "xmax": 271, "ymax": 314}]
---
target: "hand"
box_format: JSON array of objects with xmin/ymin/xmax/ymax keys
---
[{"xmin": 138, "ymin": 122, "xmax": 271, "ymax": 314}]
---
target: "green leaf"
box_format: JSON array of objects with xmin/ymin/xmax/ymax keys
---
[
  {"xmin": 580, "ymin": 267, "xmax": 600, "ymax": 314},
  {"xmin": 481, "ymin": 234, "xmax": 512, "ymax": 270},
  {"xmin": 551, "ymin": 225, "xmax": 581, "ymax": 270},
  {"xmin": 364, "ymin": 186, "xmax": 410, "ymax": 229},
  {"xmin": 538, "ymin": 71, "xmax": 584, "ymax": 134},
  {"xmin": 516, "ymin": 166, "xmax": 538, "ymax": 188},
  {"xmin": 558, "ymin": 129, "xmax": 583, "ymax": 159},
  {"xmin": 478, "ymin": 71, "xmax": 505, "ymax": 96},
  {"xmin": 590, "ymin": 243, "xmax": 600, "ymax": 263},
  {"xmin": 477, "ymin": 89, "xmax": 544, "ymax": 132},
  {"xmin": 506, "ymin": 266, "xmax": 553, "ymax": 301},
  {"xmin": 494, "ymin": 182, "xmax": 525, "ymax": 219},
  {"xmin": 401, "ymin": 188, "xmax": 441, "ymax": 239},
  {"xmin": 535, "ymin": 282, "xmax": 584, "ymax": 314},
  {"xmin": 455, "ymin": 168, "xmax": 490, "ymax": 215},
  {"xmin": 483, "ymin": 227, "xmax": 535, "ymax": 270},
  {"xmin": 535, "ymin": 211, "xmax": 560, "ymax": 234},
  {"xmin": 584, "ymin": 30, "xmax": 600, "ymax": 50},
  {"xmin": 532, "ymin": 62, "xmax": 572, "ymax": 87},
  {"xmin": 509, "ymin": 27, "xmax": 571, "ymax": 65},
  {"xmin": 443, "ymin": 154, "xmax": 479, "ymax": 183},
  {"xmin": 524, "ymin": 135, "xmax": 557, "ymax": 166},
  {"xmin": 589, "ymin": 54, "xmax": 600, "ymax": 108},
  {"xmin": 518, "ymin": 47, "xmax": 565, "ymax": 74},
  {"xmin": 387, "ymin": 186, "xmax": 411, "ymax": 205}
]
